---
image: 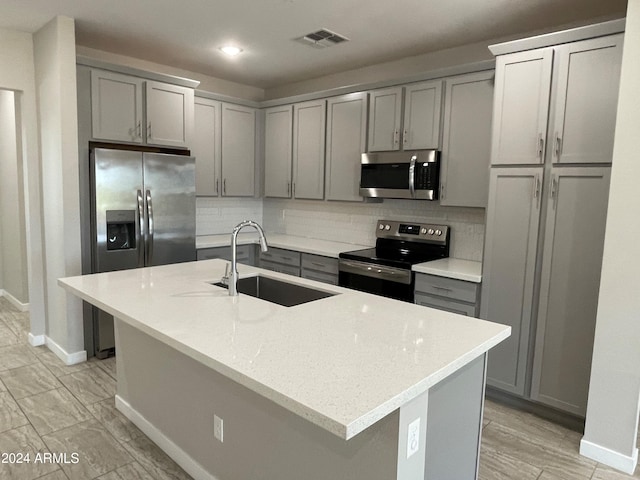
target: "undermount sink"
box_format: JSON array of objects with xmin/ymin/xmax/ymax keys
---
[{"xmin": 213, "ymin": 275, "xmax": 337, "ymax": 307}]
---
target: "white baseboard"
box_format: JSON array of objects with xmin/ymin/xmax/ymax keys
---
[
  {"xmin": 28, "ymin": 333, "xmax": 45, "ymax": 346},
  {"xmin": 45, "ymin": 336, "xmax": 87, "ymax": 365},
  {"xmin": 115, "ymin": 395, "xmax": 219, "ymax": 480},
  {"xmin": 0, "ymin": 290, "xmax": 29, "ymax": 312},
  {"xmin": 580, "ymin": 438, "xmax": 639, "ymax": 474}
]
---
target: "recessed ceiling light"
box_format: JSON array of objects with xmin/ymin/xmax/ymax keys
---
[{"xmin": 220, "ymin": 45, "xmax": 243, "ymax": 56}]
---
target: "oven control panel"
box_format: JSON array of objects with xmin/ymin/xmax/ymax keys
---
[{"xmin": 376, "ymin": 220, "xmax": 449, "ymax": 244}]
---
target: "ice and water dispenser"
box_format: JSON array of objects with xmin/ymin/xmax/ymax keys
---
[{"xmin": 105, "ymin": 210, "xmax": 136, "ymax": 251}]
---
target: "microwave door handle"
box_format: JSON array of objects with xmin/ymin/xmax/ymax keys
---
[{"xmin": 408, "ymin": 155, "xmax": 417, "ymax": 198}]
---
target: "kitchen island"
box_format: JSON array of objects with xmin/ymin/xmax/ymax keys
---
[{"xmin": 59, "ymin": 259, "xmax": 509, "ymax": 480}]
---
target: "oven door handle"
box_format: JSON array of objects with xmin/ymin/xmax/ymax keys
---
[
  {"xmin": 339, "ymin": 259, "xmax": 412, "ymax": 285},
  {"xmin": 408, "ymin": 154, "xmax": 417, "ymax": 198}
]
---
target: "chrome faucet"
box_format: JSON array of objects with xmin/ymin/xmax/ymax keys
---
[{"xmin": 225, "ymin": 220, "xmax": 268, "ymax": 296}]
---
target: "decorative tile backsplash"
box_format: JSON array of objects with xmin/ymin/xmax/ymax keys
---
[{"xmin": 197, "ymin": 197, "xmax": 486, "ymax": 261}]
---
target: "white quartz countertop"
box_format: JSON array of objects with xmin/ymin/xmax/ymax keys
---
[
  {"xmin": 412, "ymin": 258, "xmax": 483, "ymax": 283},
  {"xmin": 59, "ymin": 260, "xmax": 508, "ymax": 440},
  {"xmin": 196, "ymin": 233, "xmax": 370, "ymax": 258}
]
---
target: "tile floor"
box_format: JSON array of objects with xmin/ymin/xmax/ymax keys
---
[{"xmin": 0, "ymin": 296, "xmax": 638, "ymax": 479}]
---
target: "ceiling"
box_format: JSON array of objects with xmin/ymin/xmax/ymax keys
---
[{"xmin": 0, "ymin": 0, "xmax": 628, "ymax": 89}]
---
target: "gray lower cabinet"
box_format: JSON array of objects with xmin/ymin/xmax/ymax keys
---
[
  {"xmin": 414, "ymin": 274, "xmax": 480, "ymax": 317},
  {"xmin": 301, "ymin": 253, "xmax": 339, "ymax": 285},
  {"xmin": 480, "ymin": 167, "xmax": 542, "ymax": 396},
  {"xmin": 530, "ymin": 167, "xmax": 611, "ymax": 416},
  {"xmin": 197, "ymin": 245, "xmax": 256, "ymax": 265},
  {"xmin": 259, "ymin": 247, "xmax": 301, "ymax": 276}
]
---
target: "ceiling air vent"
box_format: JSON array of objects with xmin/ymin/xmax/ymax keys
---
[{"xmin": 297, "ymin": 29, "xmax": 349, "ymax": 48}]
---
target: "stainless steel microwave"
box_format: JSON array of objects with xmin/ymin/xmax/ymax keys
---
[{"xmin": 359, "ymin": 150, "xmax": 440, "ymax": 200}]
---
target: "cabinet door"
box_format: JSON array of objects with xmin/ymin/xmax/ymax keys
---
[
  {"xmin": 491, "ymin": 49, "xmax": 553, "ymax": 165},
  {"xmin": 367, "ymin": 87, "xmax": 402, "ymax": 151},
  {"xmin": 551, "ymin": 35, "xmax": 623, "ymax": 164},
  {"xmin": 481, "ymin": 167, "xmax": 543, "ymax": 396},
  {"xmin": 264, "ymin": 105, "xmax": 293, "ymax": 198},
  {"xmin": 145, "ymin": 81, "xmax": 194, "ymax": 148},
  {"xmin": 403, "ymin": 80, "xmax": 443, "ymax": 150},
  {"xmin": 221, "ymin": 103, "xmax": 256, "ymax": 197},
  {"xmin": 91, "ymin": 70, "xmax": 143, "ymax": 143},
  {"xmin": 530, "ymin": 167, "xmax": 610, "ymax": 416},
  {"xmin": 440, "ymin": 71, "xmax": 494, "ymax": 207},
  {"xmin": 194, "ymin": 98, "xmax": 221, "ymax": 196},
  {"xmin": 293, "ymin": 100, "xmax": 326, "ymax": 199},
  {"xmin": 325, "ymin": 93, "xmax": 367, "ymax": 202}
]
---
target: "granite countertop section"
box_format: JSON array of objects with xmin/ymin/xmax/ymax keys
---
[
  {"xmin": 59, "ymin": 260, "xmax": 508, "ymax": 440},
  {"xmin": 196, "ymin": 233, "xmax": 370, "ymax": 258},
  {"xmin": 412, "ymin": 258, "xmax": 483, "ymax": 283}
]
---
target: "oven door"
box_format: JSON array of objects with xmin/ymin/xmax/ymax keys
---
[{"xmin": 338, "ymin": 259, "xmax": 414, "ymax": 302}]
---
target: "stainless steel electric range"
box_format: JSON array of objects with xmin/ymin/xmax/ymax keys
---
[{"xmin": 338, "ymin": 220, "xmax": 450, "ymax": 302}]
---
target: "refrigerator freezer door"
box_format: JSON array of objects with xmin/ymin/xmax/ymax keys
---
[
  {"xmin": 142, "ymin": 153, "xmax": 196, "ymax": 266},
  {"xmin": 92, "ymin": 149, "xmax": 144, "ymax": 272}
]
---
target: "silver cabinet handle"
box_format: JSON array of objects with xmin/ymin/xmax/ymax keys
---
[
  {"xmin": 537, "ymin": 133, "xmax": 545, "ymax": 159},
  {"xmin": 137, "ymin": 121, "xmax": 142, "ymax": 139},
  {"xmin": 440, "ymin": 183, "xmax": 445, "ymax": 201},
  {"xmin": 287, "ymin": 181, "xmax": 290, "ymax": 196},
  {"xmin": 550, "ymin": 175, "xmax": 558, "ymax": 208},
  {"xmin": 533, "ymin": 174, "xmax": 542, "ymax": 208},
  {"xmin": 554, "ymin": 133, "xmax": 562, "ymax": 161},
  {"xmin": 147, "ymin": 123, "xmax": 152, "ymax": 140},
  {"xmin": 215, "ymin": 179, "xmax": 219, "ymax": 195},
  {"xmin": 393, "ymin": 129, "xmax": 399, "ymax": 146},
  {"xmin": 311, "ymin": 262, "xmax": 326, "ymax": 268},
  {"xmin": 292, "ymin": 182, "xmax": 296, "ymax": 197},
  {"xmin": 223, "ymin": 179, "xmax": 227, "ymax": 195},
  {"xmin": 146, "ymin": 189, "xmax": 154, "ymax": 265},
  {"xmin": 432, "ymin": 286, "xmax": 453, "ymax": 292},
  {"xmin": 403, "ymin": 129, "xmax": 408, "ymax": 145},
  {"xmin": 136, "ymin": 190, "xmax": 145, "ymax": 267}
]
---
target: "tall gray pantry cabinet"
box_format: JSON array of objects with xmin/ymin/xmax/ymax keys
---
[{"xmin": 481, "ymin": 30, "xmax": 622, "ymax": 417}]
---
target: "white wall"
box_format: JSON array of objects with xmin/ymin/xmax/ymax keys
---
[
  {"xmin": 0, "ymin": 90, "xmax": 29, "ymax": 304},
  {"xmin": 581, "ymin": 0, "xmax": 640, "ymax": 473},
  {"xmin": 263, "ymin": 199, "xmax": 485, "ymax": 261},
  {"xmin": 76, "ymin": 45, "xmax": 265, "ymax": 102},
  {"xmin": 33, "ymin": 16, "xmax": 84, "ymax": 361},
  {"xmin": 0, "ymin": 27, "xmax": 46, "ymax": 335}
]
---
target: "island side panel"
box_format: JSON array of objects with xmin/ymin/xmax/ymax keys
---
[
  {"xmin": 425, "ymin": 354, "xmax": 487, "ymax": 480},
  {"xmin": 114, "ymin": 319, "xmax": 400, "ymax": 480}
]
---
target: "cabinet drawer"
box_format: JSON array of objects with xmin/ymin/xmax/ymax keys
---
[
  {"xmin": 260, "ymin": 248, "xmax": 301, "ymax": 267},
  {"xmin": 301, "ymin": 253, "xmax": 339, "ymax": 275},
  {"xmin": 415, "ymin": 293, "xmax": 477, "ymax": 317},
  {"xmin": 414, "ymin": 274, "xmax": 479, "ymax": 303},
  {"xmin": 301, "ymin": 268, "xmax": 338, "ymax": 285},
  {"xmin": 259, "ymin": 260, "xmax": 300, "ymax": 277},
  {"xmin": 197, "ymin": 245, "xmax": 253, "ymax": 263}
]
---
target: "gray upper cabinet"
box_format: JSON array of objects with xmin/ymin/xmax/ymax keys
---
[
  {"xmin": 402, "ymin": 80, "xmax": 442, "ymax": 150},
  {"xmin": 193, "ymin": 97, "xmax": 221, "ymax": 196},
  {"xmin": 550, "ymin": 35, "xmax": 623, "ymax": 164},
  {"xmin": 481, "ymin": 167, "xmax": 542, "ymax": 396},
  {"xmin": 221, "ymin": 103, "xmax": 256, "ymax": 197},
  {"xmin": 530, "ymin": 167, "xmax": 611, "ymax": 416},
  {"xmin": 91, "ymin": 70, "xmax": 194, "ymax": 149},
  {"xmin": 293, "ymin": 100, "xmax": 326, "ymax": 199},
  {"xmin": 145, "ymin": 81, "xmax": 194, "ymax": 148},
  {"xmin": 491, "ymin": 49, "xmax": 553, "ymax": 165},
  {"xmin": 440, "ymin": 71, "xmax": 494, "ymax": 207},
  {"xmin": 367, "ymin": 81, "xmax": 442, "ymax": 152},
  {"xmin": 325, "ymin": 92, "xmax": 368, "ymax": 202},
  {"xmin": 367, "ymin": 87, "xmax": 402, "ymax": 151},
  {"xmin": 91, "ymin": 70, "xmax": 144, "ymax": 144},
  {"xmin": 264, "ymin": 105, "xmax": 293, "ymax": 198}
]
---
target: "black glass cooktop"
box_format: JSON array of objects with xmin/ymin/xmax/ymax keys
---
[{"xmin": 339, "ymin": 245, "xmax": 447, "ymax": 269}]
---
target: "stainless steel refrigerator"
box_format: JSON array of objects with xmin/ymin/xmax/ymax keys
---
[{"xmin": 90, "ymin": 147, "xmax": 196, "ymax": 358}]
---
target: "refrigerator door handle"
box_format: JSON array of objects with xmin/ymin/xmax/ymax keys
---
[
  {"xmin": 136, "ymin": 189, "xmax": 145, "ymax": 267},
  {"xmin": 146, "ymin": 189, "xmax": 154, "ymax": 265}
]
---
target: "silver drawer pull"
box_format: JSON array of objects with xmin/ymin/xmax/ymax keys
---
[
  {"xmin": 432, "ymin": 286, "xmax": 453, "ymax": 292},
  {"xmin": 311, "ymin": 262, "xmax": 326, "ymax": 267}
]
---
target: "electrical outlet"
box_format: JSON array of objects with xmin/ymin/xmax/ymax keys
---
[
  {"xmin": 407, "ymin": 417, "xmax": 420, "ymax": 459},
  {"xmin": 214, "ymin": 414, "xmax": 224, "ymax": 442}
]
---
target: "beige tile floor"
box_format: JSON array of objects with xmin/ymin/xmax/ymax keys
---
[{"xmin": 0, "ymin": 296, "xmax": 638, "ymax": 479}]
